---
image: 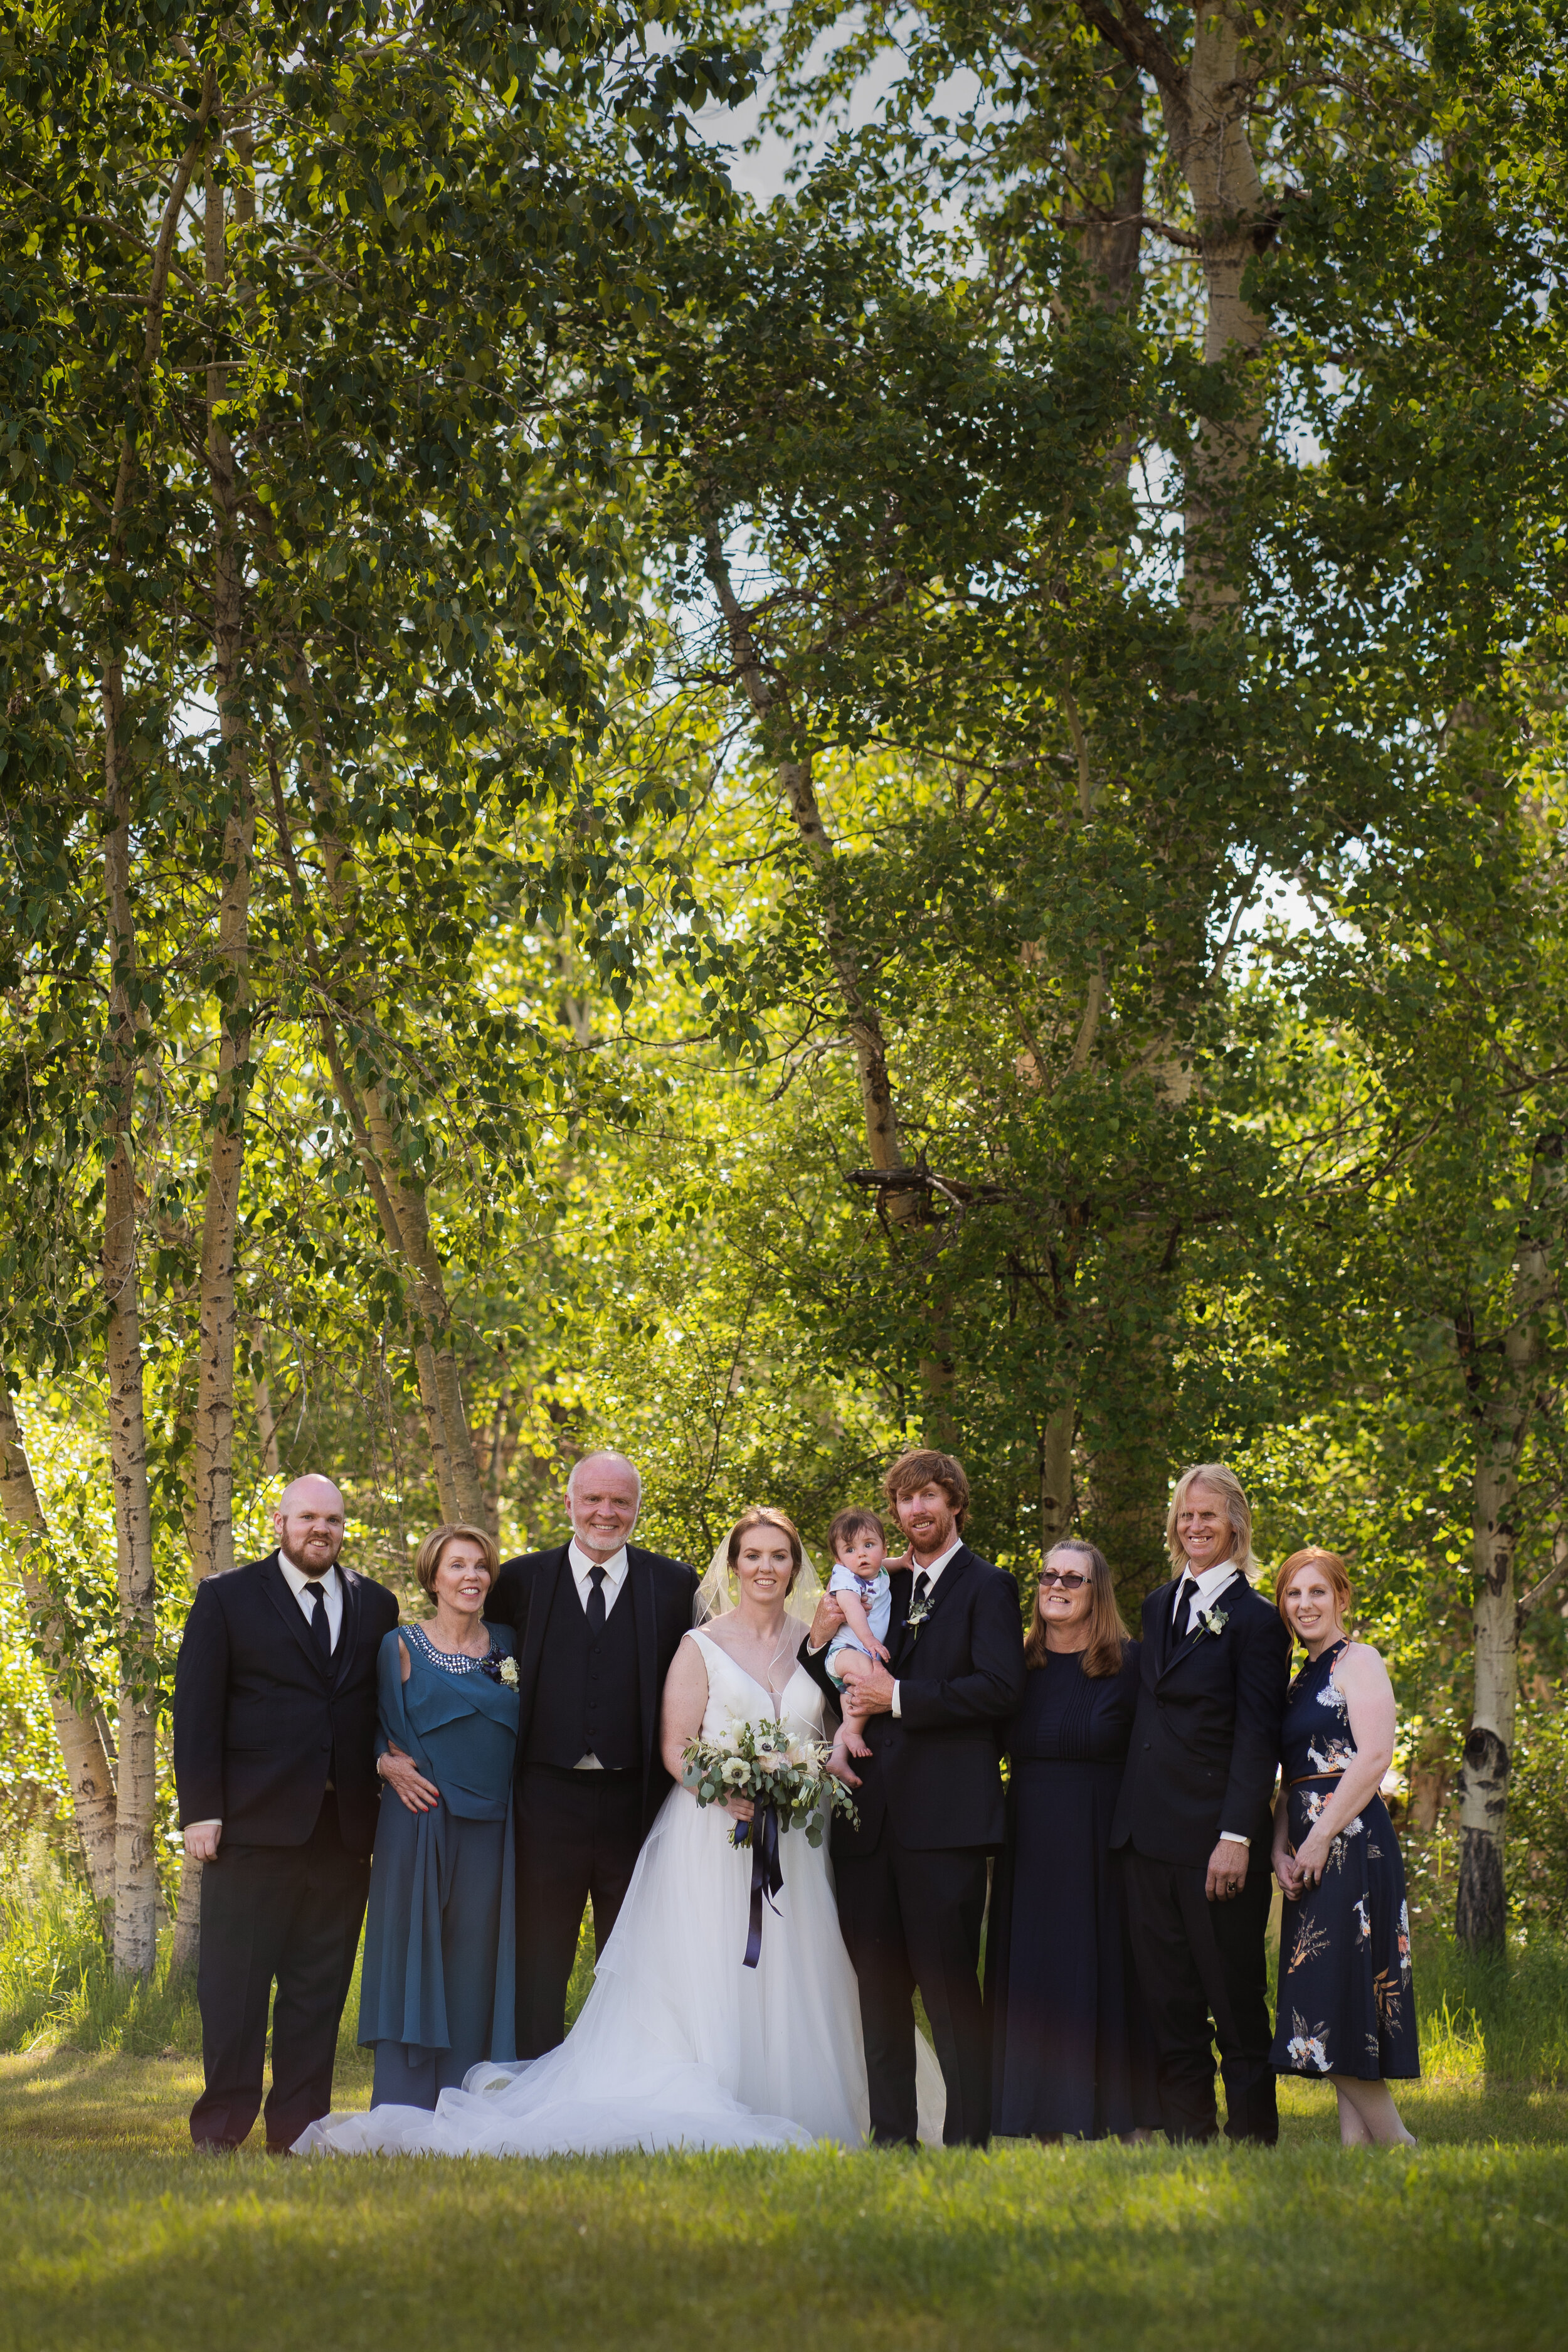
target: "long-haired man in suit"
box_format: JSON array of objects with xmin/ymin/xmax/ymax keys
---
[
  {"xmin": 1111, "ymin": 1462, "xmax": 1292, "ymax": 2144},
  {"xmin": 475, "ymin": 1453, "xmax": 697, "ymax": 2057},
  {"xmin": 174, "ymin": 1475, "xmax": 399, "ymax": 2151},
  {"xmin": 803, "ymin": 1448, "xmax": 1025, "ymax": 2148}
]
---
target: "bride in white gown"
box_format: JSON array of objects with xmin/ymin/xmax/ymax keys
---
[{"xmin": 297, "ymin": 1507, "xmax": 942, "ymax": 2156}]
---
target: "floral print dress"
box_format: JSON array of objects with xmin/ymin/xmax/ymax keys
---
[{"xmin": 1271, "ymin": 1640, "xmax": 1418, "ymax": 2082}]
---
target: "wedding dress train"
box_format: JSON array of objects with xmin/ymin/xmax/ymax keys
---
[{"xmin": 297, "ymin": 1629, "xmax": 944, "ymax": 2156}]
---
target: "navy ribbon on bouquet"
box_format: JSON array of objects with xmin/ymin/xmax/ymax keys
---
[{"xmin": 734, "ymin": 1801, "xmax": 784, "ymax": 1969}]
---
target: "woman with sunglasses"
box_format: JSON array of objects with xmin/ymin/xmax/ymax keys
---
[{"xmin": 984, "ymin": 1540, "xmax": 1158, "ymax": 2140}]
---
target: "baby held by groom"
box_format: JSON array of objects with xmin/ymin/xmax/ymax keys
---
[{"xmin": 824, "ymin": 1507, "xmax": 893, "ymax": 1771}]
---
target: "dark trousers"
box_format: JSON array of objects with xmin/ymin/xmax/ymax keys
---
[
  {"xmin": 515, "ymin": 1765, "xmax": 644, "ymax": 2058},
  {"xmin": 1120, "ymin": 1848, "xmax": 1278, "ymax": 2145},
  {"xmin": 191, "ymin": 1793, "xmax": 370, "ymax": 2150},
  {"xmin": 834, "ymin": 1822, "xmax": 990, "ymax": 2148}
]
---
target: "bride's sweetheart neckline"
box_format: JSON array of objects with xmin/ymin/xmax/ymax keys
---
[{"xmin": 690, "ymin": 1625, "xmax": 810, "ymax": 1712}]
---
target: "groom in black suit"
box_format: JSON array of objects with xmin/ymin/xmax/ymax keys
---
[
  {"xmin": 1111, "ymin": 1462, "xmax": 1291, "ymax": 2144},
  {"xmin": 483, "ymin": 1452, "xmax": 698, "ymax": 2057},
  {"xmin": 805, "ymin": 1449, "xmax": 1025, "ymax": 2147},
  {"xmin": 174, "ymin": 1474, "xmax": 399, "ymax": 2151}
]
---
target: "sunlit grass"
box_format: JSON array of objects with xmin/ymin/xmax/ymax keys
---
[{"xmin": 0, "ymin": 2052, "xmax": 1565, "ymax": 2352}]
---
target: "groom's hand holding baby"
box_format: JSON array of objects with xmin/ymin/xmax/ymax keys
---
[{"xmin": 835, "ymin": 1650, "xmax": 894, "ymax": 1717}]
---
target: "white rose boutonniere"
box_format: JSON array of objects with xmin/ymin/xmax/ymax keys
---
[
  {"xmin": 499, "ymin": 1655, "xmax": 519, "ymax": 1688},
  {"xmin": 1196, "ymin": 1604, "xmax": 1229, "ymax": 1641}
]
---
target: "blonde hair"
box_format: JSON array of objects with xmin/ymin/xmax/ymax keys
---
[
  {"xmin": 415, "ymin": 1523, "xmax": 499, "ymax": 1599},
  {"xmin": 1165, "ymin": 1463, "xmax": 1257, "ymax": 1577},
  {"xmin": 1024, "ymin": 1540, "xmax": 1130, "ymax": 1679},
  {"xmin": 1274, "ymin": 1546, "xmax": 1353, "ymax": 1628}
]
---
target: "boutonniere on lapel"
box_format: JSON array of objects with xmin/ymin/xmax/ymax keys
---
[
  {"xmin": 903, "ymin": 1586, "xmax": 936, "ymax": 1637},
  {"xmin": 1195, "ymin": 1604, "xmax": 1229, "ymax": 1641}
]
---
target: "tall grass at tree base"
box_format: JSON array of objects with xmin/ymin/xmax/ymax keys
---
[{"xmin": 6, "ymin": 1847, "xmax": 1568, "ymax": 2087}]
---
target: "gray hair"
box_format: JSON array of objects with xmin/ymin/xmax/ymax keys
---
[{"xmin": 565, "ymin": 1451, "xmax": 643, "ymax": 1505}]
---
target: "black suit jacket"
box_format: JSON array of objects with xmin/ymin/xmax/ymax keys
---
[
  {"xmin": 1110, "ymin": 1569, "xmax": 1291, "ymax": 1867},
  {"xmin": 485, "ymin": 1540, "xmax": 699, "ymax": 1835},
  {"xmin": 172, "ymin": 1551, "xmax": 399, "ymax": 1856},
  {"xmin": 805, "ymin": 1542, "xmax": 1025, "ymax": 1854}
]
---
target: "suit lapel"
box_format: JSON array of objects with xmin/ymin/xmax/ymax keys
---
[
  {"xmin": 628, "ymin": 1547, "xmax": 659, "ymax": 1779},
  {"xmin": 331, "ymin": 1565, "xmax": 363, "ymax": 1690},
  {"xmin": 895, "ymin": 1545, "xmax": 972, "ymax": 1668},
  {"xmin": 1157, "ymin": 1567, "xmax": 1243, "ymax": 1683},
  {"xmin": 260, "ymin": 1553, "xmax": 330, "ymax": 1682},
  {"xmin": 516, "ymin": 1545, "xmax": 568, "ymax": 1740}
]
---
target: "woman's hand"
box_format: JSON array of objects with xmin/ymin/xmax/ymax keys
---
[
  {"xmin": 1293, "ymin": 1825, "xmax": 1333, "ymax": 1888},
  {"xmin": 379, "ymin": 1744, "xmax": 440, "ymax": 1814},
  {"xmin": 1274, "ymin": 1845, "xmax": 1304, "ymax": 1900},
  {"xmin": 721, "ymin": 1793, "xmax": 756, "ymax": 1825}
]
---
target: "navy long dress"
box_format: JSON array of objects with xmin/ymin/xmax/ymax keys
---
[
  {"xmin": 359, "ymin": 1623, "xmax": 521, "ymax": 2108},
  {"xmin": 1272, "ymin": 1640, "xmax": 1418, "ymax": 2082},
  {"xmin": 985, "ymin": 1641, "xmax": 1160, "ymax": 2139}
]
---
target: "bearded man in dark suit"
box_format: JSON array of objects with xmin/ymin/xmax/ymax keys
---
[
  {"xmin": 477, "ymin": 1452, "xmax": 697, "ymax": 2057},
  {"xmin": 1111, "ymin": 1461, "xmax": 1292, "ymax": 2145},
  {"xmin": 174, "ymin": 1474, "xmax": 399, "ymax": 2152},
  {"xmin": 803, "ymin": 1448, "xmax": 1025, "ymax": 2148}
]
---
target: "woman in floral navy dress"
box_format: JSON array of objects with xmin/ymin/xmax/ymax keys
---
[{"xmin": 1270, "ymin": 1547, "xmax": 1417, "ymax": 2146}]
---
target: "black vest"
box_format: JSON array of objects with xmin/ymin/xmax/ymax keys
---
[{"xmin": 525, "ymin": 1567, "xmax": 642, "ymax": 1771}]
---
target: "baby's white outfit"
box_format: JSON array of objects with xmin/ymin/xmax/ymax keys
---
[{"xmin": 825, "ymin": 1560, "xmax": 892, "ymax": 1687}]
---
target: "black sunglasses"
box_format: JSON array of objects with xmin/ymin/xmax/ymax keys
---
[{"xmin": 1039, "ymin": 1567, "xmax": 1089, "ymax": 1591}]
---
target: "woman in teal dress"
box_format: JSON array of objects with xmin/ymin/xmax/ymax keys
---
[
  {"xmin": 1269, "ymin": 1547, "xmax": 1417, "ymax": 2147},
  {"xmin": 360, "ymin": 1523, "xmax": 520, "ymax": 2108}
]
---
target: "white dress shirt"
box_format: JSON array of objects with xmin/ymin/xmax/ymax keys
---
[
  {"xmin": 280, "ymin": 1552, "xmax": 344, "ymax": 1647},
  {"xmin": 568, "ymin": 1540, "xmax": 630, "ymax": 1767},
  {"xmin": 890, "ymin": 1535, "xmax": 965, "ymax": 1718},
  {"xmin": 1170, "ymin": 1558, "xmax": 1251, "ymax": 1845},
  {"xmin": 186, "ymin": 1554, "xmax": 344, "ymax": 1835},
  {"xmin": 1173, "ymin": 1557, "xmax": 1241, "ymax": 1638},
  {"xmin": 568, "ymin": 1539, "xmax": 629, "ymax": 1616}
]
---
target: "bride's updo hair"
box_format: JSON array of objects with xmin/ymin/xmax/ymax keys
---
[{"xmin": 725, "ymin": 1507, "xmax": 805, "ymax": 1593}]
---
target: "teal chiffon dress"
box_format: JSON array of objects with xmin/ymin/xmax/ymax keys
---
[{"xmin": 359, "ymin": 1622, "xmax": 520, "ymax": 2107}]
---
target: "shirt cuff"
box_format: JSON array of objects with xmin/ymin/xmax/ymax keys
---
[
  {"xmin": 185, "ymin": 1819, "xmax": 221, "ymax": 1831},
  {"xmin": 1219, "ymin": 1831, "xmax": 1251, "ymax": 1846},
  {"xmin": 891, "ymin": 1682, "xmax": 901, "ymax": 1719}
]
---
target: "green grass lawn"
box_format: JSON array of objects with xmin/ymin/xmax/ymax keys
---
[{"xmin": 2, "ymin": 2048, "xmax": 1567, "ymax": 2352}]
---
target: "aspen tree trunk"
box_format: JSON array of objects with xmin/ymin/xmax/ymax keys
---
[
  {"xmin": 89, "ymin": 64, "xmax": 215, "ymax": 1987},
  {"xmin": 1080, "ymin": 2, "xmax": 1273, "ymax": 613},
  {"xmin": 702, "ymin": 528, "xmax": 965, "ymax": 1445},
  {"xmin": 266, "ymin": 750, "xmax": 483, "ymax": 1522},
  {"xmin": 702, "ymin": 526, "xmax": 914, "ymax": 1208},
  {"xmin": 1039, "ymin": 1404, "xmax": 1077, "ymax": 1554},
  {"xmin": 100, "ymin": 694, "xmax": 160, "ymax": 1980},
  {"xmin": 176, "ymin": 136, "xmax": 259, "ymax": 1976},
  {"xmin": 0, "ymin": 1391, "xmax": 117, "ymax": 1908},
  {"xmin": 191, "ymin": 139, "xmax": 256, "ymax": 1592},
  {"xmin": 1454, "ymin": 1132, "xmax": 1563, "ymax": 1949}
]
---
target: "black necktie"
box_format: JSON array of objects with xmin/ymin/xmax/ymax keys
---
[
  {"xmin": 912, "ymin": 1572, "xmax": 931, "ymax": 1613},
  {"xmin": 308, "ymin": 1579, "xmax": 332, "ymax": 1668},
  {"xmin": 586, "ymin": 1564, "xmax": 606, "ymax": 1638}
]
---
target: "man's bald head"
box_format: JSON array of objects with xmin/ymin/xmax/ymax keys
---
[{"xmin": 273, "ymin": 1475, "xmax": 346, "ymax": 1577}]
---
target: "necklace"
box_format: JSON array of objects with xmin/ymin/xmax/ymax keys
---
[{"xmin": 408, "ymin": 1622, "xmax": 497, "ymax": 1677}]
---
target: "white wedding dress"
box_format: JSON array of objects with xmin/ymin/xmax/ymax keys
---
[{"xmin": 297, "ymin": 1628, "xmax": 943, "ymax": 2156}]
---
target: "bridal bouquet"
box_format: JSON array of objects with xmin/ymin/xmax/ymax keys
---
[
  {"xmin": 682, "ymin": 1719, "xmax": 859, "ymax": 1969},
  {"xmin": 681, "ymin": 1718, "xmax": 858, "ymax": 1850}
]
